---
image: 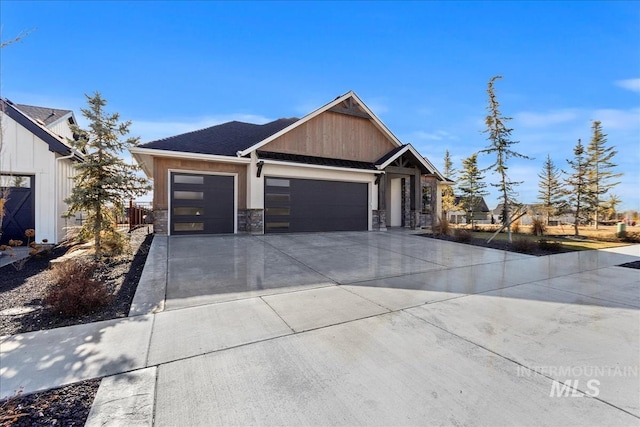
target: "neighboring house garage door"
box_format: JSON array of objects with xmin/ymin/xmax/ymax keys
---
[
  {"xmin": 170, "ymin": 172, "xmax": 234, "ymax": 235},
  {"xmin": 264, "ymin": 177, "xmax": 368, "ymax": 233},
  {"xmin": 0, "ymin": 175, "xmax": 35, "ymax": 245}
]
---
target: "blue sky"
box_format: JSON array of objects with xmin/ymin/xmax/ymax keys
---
[{"xmin": 1, "ymin": 1, "xmax": 638, "ymax": 210}]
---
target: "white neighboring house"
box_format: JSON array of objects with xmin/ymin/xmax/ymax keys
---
[{"xmin": 0, "ymin": 99, "xmax": 84, "ymax": 244}]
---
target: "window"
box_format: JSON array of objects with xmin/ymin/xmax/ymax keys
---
[
  {"xmin": 174, "ymin": 175, "xmax": 204, "ymax": 185},
  {"xmin": 266, "ymin": 222, "xmax": 290, "ymax": 231},
  {"xmin": 174, "ymin": 222, "xmax": 205, "ymax": 231},
  {"xmin": 174, "ymin": 207, "xmax": 204, "ymax": 216},
  {"xmin": 265, "ymin": 193, "xmax": 290, "ymax": 202},
  {"xmin": 266, "ymin": 207, "xmax": 290, "ymax": 216},
  {"xmin": 0, "ymin": 175, "xmax": 31, "ymax": 188},
  {"xmin": 266, "ymin": 178, "xmax": 290, "ymax": 187},
  {"xmin": 174, "ymin": 191, "xmax": 204, "ymax": 200},
  {"xmin": 422, "ymin": 185, "xmax": 432, "ymax": 214}
]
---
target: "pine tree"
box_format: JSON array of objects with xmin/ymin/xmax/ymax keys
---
[
  {"xmin": 565, "ymin": 139, "xmax": 590, "ymax": 236},
  {"xmin": 65, "ymin": 92, "xmax": 150, "ymax": 258},
  {"xmin": 441, "ymin": 150, "xmax": 457, "ymax": 218},
  {"xmin": 537, "ymin": 154, "xmax": 566, "ymax": 224},
  {"xmin": 479, "ymin": 76, "xmax": 532, "ymax": 242},
  {"xmin": 585, "ymin": 121, "xmax": 622, "ymax": 229},
  {"xmin": 458, "ymin": 153, "xmax": 488, "ymax": 228}
]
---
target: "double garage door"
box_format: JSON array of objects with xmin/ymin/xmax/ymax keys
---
[
  {"xmin": 264, "ymin": 177, "xmax": 368, "ymax": 233},
  {"xmin": 170, "ymin": 173, "xmax": 368, "ymax": 235}
]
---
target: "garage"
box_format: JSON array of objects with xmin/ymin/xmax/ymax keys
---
[
  {"xmin": 264, "ymin": 177, "xmax": 368, "ymax": 233},
  {"xmin": 0, "ymin": 175, "xmax": 35, "ymax": 245},
  {"xmin": 170, "ymin": 172, "xmax": 234, "ymax": 235}
]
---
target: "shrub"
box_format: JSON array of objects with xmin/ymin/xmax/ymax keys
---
[
  {"xmin": 511, "ymin": 237, "xmax": 537, "ymax": 253},
  {"xmin": 45, "ymin": 258, "xmax": 112, "ymax": 318},
  {"xmin": 511, "ymin": 220, "xmax": 520, "ymax": 234},
  {"xmin": 99, "ymin": 230, "xmax": 129, "ymax": 257},
  {"xmin": 538, "ymin": 239, "xmax": 562, "ymax": 252},
  {"xmin": 622, "ymin": 232, "xmax": 640, "ymax": 244},
  {"xmin": 434, "ymin": 216, "xmax": 451, "ymax": 236},
  {"xmin": 531, "ymin": 218, "xmax": 546, "ymax": 236},
  {"xmin": 453, "ymin": 229, "xmax": 473, "ymax": 243}
]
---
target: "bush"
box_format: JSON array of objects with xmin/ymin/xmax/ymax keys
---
[
  {"xmin": 45, "ymin": 259, "xmax": 112, "ymax": 318},
  {"xmin": 511, "ymin": 220, "xmax": 520, "ymax": 234},
  {"xmin": 434, "ymin": 216, "xmax": 451, "ymax": 236},
  {"xmin": 538, "ymin": 239, "xmax": 562, "ymax": 252},
  {"xmin": 100, "ymin": 230, "xmax": 129, "ymax": 257},
  {"xmin": 511, "ymin": 237, "xmax": 537, "ymax": 253},
  {"xmin": 531, "ymin": 218, "xmax": 546, "ymax": 236},
  {"xmin": 622, "ymin": 231, "xmax": 640, "ymax": 243},
  {"xmin": 453, "ymin": 229, "xmax": 473, "ymax": 243}
]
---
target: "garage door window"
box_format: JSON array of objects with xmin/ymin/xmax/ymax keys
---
[
  {"xmin": 173, "ymin": 207, "xmax": 204, "ymax": 216},
  {"xmin": 174, "ymin": 175, "xmax": 204, "ymax": 185},
  {"xmin": 174, "ymin": 191, "xmax": 204, "ymax": 200}
]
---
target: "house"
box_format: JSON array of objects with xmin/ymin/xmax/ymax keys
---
[
  {"xmin": 131, "ymin": 91, "xmax": 448, "ymax": 235},
  {"xmin": 0, "ymin": 99, "xmax": 83, "ymax": 244},
  {"xmin": 448, "ymin": 196, "xmax": 491, "ymax": 224}
]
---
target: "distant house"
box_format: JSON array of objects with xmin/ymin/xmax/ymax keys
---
[
  {"xmin": 131, "ymin": 91, "xmax": 448, "ymax": 235},
  {"xmin": 0, "ymin": 99, "xmax": 84, "ymax": 244},
  {"xmin": 448, "ymin": 196, "xmax": 491, "ymax": 224}
]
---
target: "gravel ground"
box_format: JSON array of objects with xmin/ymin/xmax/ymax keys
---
[{"xmin": 0, "ymin": 227, "xmax": 153, "ymax": 426}]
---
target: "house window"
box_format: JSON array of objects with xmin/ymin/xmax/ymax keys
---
[
  {"xmin": 422, "ymin": 185, "xmax": 432, "ymax": 214},
  {"xmin": 0, "ymin": 174, "xmax": 31, "ymax": 188}
]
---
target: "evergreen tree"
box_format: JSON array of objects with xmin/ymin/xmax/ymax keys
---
[
  {"xmin": 479, "ymin": 76, "xmax": 532, "ymax": 242},
  {"xmin": 66, "ymin": 92, "xmax": 150, "ymax": 258},
  {"xmin": 585, "ymin": 121, "xmax": 622, "ymax": 229},
  {"xmin": 537, "ymin": 154, "xmax": 566, "ymax": 224},
  {"xmin": 602, "ymin": 194, "xmax": 621, "ymax": 221},
  {"xmin": 565, "ymin": 139, "xmax": 590, "ymax": 236},
  {"xmin": 458, "ymin": 153, "xmax": 488, "ymax": 228},
  {"xmin": 441, "ymin": 150, "xmax": 457, "ymax": 218}
]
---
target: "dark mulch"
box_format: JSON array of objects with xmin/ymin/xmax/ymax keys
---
[
  {"xmin": 0, "ymin": 379, "xmax": 100, "ymax": 427},
  {"xmin": 0, "ymin": 228, "xmax": 153, "ymax": 336},
  {"xmin": 0, "ymin": 228, "xmax": 153, "ymax": 426},
  {"xmin": 421, "ymin": 233, "xmax": 572, "ymax": 256}
]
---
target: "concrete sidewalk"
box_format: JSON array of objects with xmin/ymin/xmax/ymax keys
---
[{"xmin": 1, "ymin": 233, "xmax": 638, "ymax": 425}]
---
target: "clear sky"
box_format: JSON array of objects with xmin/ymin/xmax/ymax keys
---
[{"xmin": 1, "ymin": 1, "xmax": 638, "ymax": 210}]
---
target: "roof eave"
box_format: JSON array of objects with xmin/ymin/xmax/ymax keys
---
[{"xmin": 237, "ymin": 90, "xmax": 403, "ymax": 157}]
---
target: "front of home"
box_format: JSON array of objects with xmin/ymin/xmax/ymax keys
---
[
  {"xmin": 0, "ymin": 99, "xmax": 84, "ymax": 244},
  {"xmin": 131, "ymin": 91, "xmax": 448, "ymax": 235}
]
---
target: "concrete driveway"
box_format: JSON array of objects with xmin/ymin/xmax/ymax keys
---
[{"xmin": 1, "ymin": 231, "xmax": 639, "ymax": 426}]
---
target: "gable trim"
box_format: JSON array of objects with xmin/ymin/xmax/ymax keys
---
[
  {"xmin": 376, "ymin": 144, "xmax": 447, "ymax": 181},
  {"xmin": 1, "ymin": 99, "xmax": 76, "ymax": 156},
  {"xmin": 237, "ymin": 91, "xmax": 402, "ymax": 157}
]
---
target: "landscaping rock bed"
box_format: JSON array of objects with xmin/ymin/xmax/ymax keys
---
[
  {"xmin": 421, "ymin": 232, "xmax": 572, "ymax": 256},
  {"xmin": 0, "ymin": 227, "xmax": 153, "ymax": 426}
]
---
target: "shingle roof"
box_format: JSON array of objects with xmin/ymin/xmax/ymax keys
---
[
  {"xmin": 15, "ymin": 103, "xmax": 73, "ymax": 126},
  {"xmin": 374, "ymin": 144, "xmax": 407, "ymax": 166},
  {"xmin": 1, "ymin": 99, "xmax": 76, "ymax": 156},
  {"xmin": 140, "ymin": 118, "xmax": 299, "ymax": 156},
  {"xmin": 257, "ymin": 151, "xmax": 377, "ymax": 170},
  {"xmin": 455, "ymin": 196, "xmax": 490, "ymax": 212}
]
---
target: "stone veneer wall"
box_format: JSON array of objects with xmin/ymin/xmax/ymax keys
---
[
  {"xmin": 153, "ymin": 209, "xmax": 168, "ymax": 235},
  {"xmin": 238, "ymin": 209, "xmax": 264, "ymax": 234},
  {"xmin": 372, "ymin": 210, "xmax": 387, "ymax": 231}
]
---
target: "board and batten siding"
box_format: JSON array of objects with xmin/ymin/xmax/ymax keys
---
[
  {"xmin": 153, "ymin": 157, "xmax": 248, "ymax": 210},
  {"xmin": 0, "ymin": 112, "xmax": 77, "ymax": 243},
  {"xmin": 261, "ymin": 111, "xmax": 397, "ymax": 162}
]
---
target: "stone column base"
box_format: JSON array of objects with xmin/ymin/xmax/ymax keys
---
[
  {"xmin": 152, "ymin": 209, "xmax": 168, "ymax": 235},
  {"xmin": 372, "ymin": 210, "xmax": 387, "ymax": 231}
]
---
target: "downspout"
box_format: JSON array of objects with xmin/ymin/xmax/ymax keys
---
[{"xmin": 54, "ymin": 149, "xmax": 80, "ymax": 243}]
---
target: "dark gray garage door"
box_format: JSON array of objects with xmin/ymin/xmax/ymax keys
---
[
  {"xmin": 264, "ymin": 177, "xmax": 368, "ymax": 233},
  {"xmin": 0, "ymin": 175, "xmax": 35, "ymax": 245},
  {"xmin": 170, "ymin": 173, "xmax": 234, "ymax": 235}
]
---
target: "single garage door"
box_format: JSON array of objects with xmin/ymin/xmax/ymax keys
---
[
  {"xmin": 170, "ymin": 172, "xmax": 234, "ymax": 235},
  {"xmin": 0, "ymin": 175, "xmax": 35, "ymax": 245},
  {"xmin": 264, "ymin": 177, "xmax": 368, "ymax": 233}
]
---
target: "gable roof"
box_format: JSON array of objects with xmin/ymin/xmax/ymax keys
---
[
  {"xmin": 374, "ymin": 143, "xmax": 447, "ymax": 181},
  {"xmin": 1, "ymin": 98, "xmax": 80, "ymax": 157},
  {"xmin": 15, "ymin": 103, "xmax": 74, "ymax": 127},
  {"xmin": 139, "ymin": 118, "xmax": 298, "ymax": 156},
  {"xmin": 455, "ymin": 196, "xmax": 490, "ymax": 212},
  {"xmin": 237, "ymin": 91, "xmax": 402, "ymax": 157}
]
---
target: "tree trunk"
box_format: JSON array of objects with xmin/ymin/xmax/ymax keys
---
[{"xmin": 94, "ymin": 204, "xmax": 102, "ymax": 258}]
